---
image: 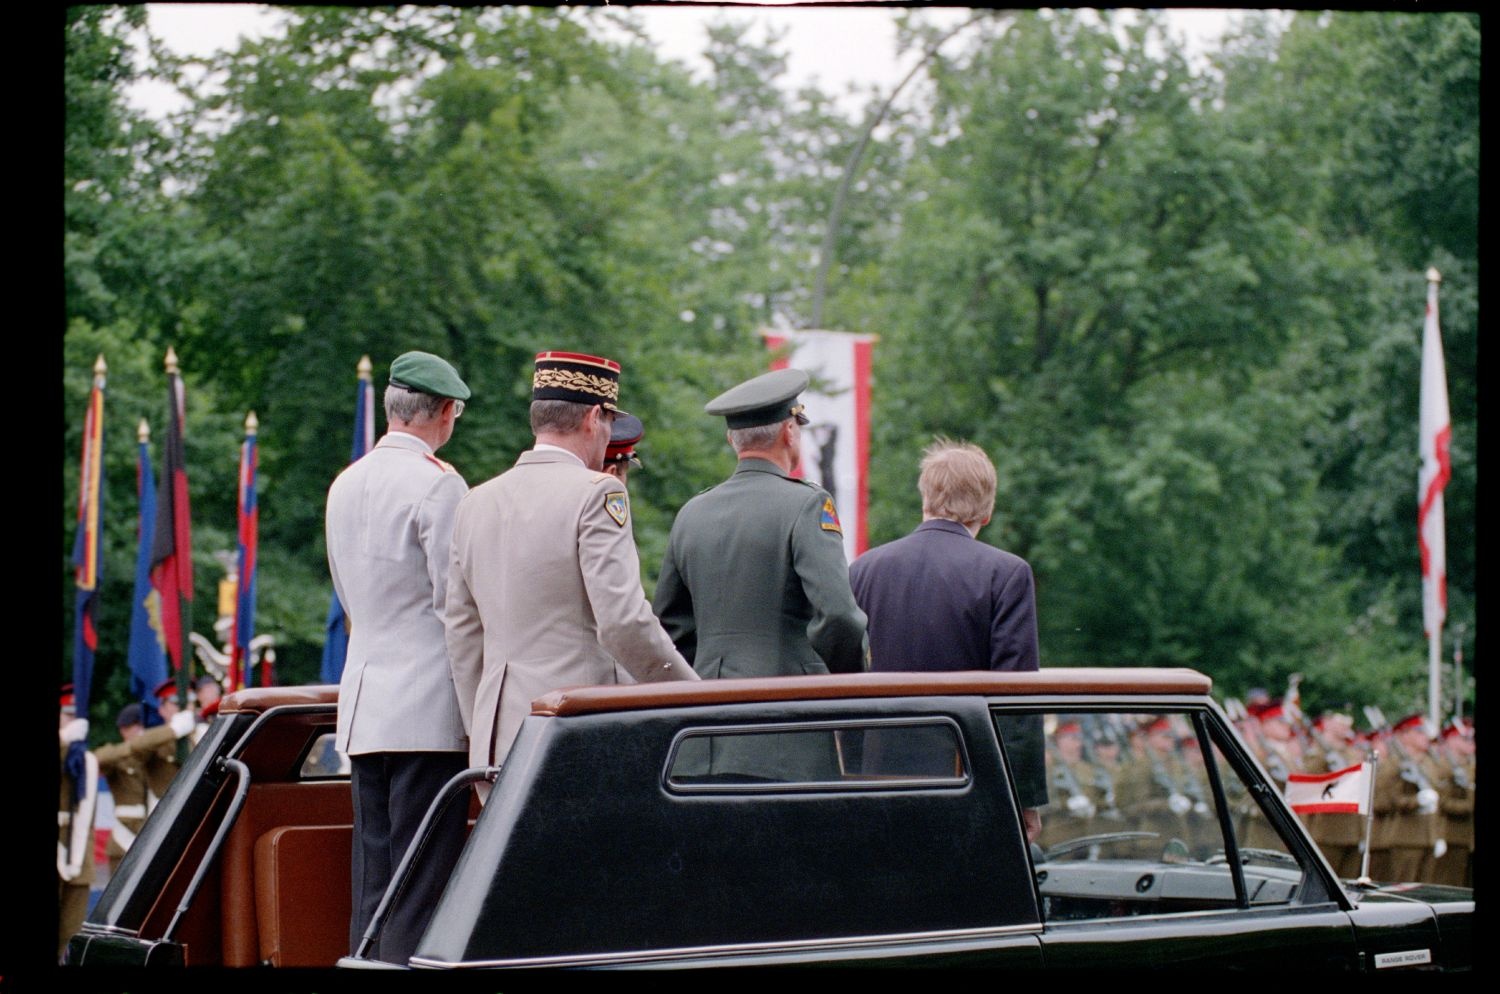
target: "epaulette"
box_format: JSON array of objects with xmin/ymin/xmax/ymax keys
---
[
  {"xmin": 423, "ymin": 453, "xmax": 457, "ymax": 473},
  {"xmin": 590, "ymin": 473, "xmax": 613, "ymax": 484}
]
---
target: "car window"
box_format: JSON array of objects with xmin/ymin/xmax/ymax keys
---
[
  {"xmin": 297, "ymin": 732, "xmax": 350, "ymax": 779},
  {"xmin": 666, "ymin": 719, "xmax": 969, "ymax": 792},
  {"xmin": 994, "ymin": 709, "xmax": 1313, "ymax": 922}
]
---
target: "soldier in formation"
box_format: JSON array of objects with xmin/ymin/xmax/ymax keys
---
[{"xmin": 1232, "ymin": 700, "xmax": 1474, "ymax": 888}]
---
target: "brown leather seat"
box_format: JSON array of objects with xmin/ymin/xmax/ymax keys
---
[{"xmin": 253, "ymin": 824, "xmax": 353, "ymax": 967}]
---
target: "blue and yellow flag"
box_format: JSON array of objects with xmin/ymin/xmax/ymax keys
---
[
  {"xmin": 70, "ymin": 356, "xmax": 106, "ymax": 716},
  {"xmin": 229, "ymin": 414, "xmax": 260, "ymax": 692},
  {"xmin": 128, "ymin": 420, "xmax": 171, "ymax": 726}
]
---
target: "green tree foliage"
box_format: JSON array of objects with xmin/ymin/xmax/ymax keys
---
[{"xmin": 64, "ymin": 7, "xmax": 1475, "ymax": 722}]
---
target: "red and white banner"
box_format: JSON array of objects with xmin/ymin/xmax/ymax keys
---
[
  {"xmin": 1418, "ymin": 273, "xmax": 1451, "ymax": 638},
  {"xmin": 1285, "ymin": 763, "xmax": 1371, "ymax": 815},
  {"xmin": 761, "ymin": 329, "xmax": 876, "ymax": 561}
]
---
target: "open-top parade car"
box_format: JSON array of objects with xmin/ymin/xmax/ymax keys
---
[{"xmin": 66, "ymin": 668, "xmax": 1471, "ymax": 970}]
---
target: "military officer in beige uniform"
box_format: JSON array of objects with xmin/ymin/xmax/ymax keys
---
[
  {"xmin": 1432, "ymin": 720, "xmax": 1474, "ymax": 887},
  {"xmin": 446, "ymin": 351, "xmax": 697, "ymax": 778},
  {"xmin": 95, "ymin": 701, "xmax": 194, "ymax": 873},
  {"xmin": 326, "ymin": 349, "xmax": 473, "ymax": 963}
]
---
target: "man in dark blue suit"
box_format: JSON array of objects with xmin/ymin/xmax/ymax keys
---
[{"xmin": 849, "ymin": 439, "xmax": 1045, "ymax": 833}]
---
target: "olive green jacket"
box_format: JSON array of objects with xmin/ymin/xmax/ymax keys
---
[{"xmin": 653, "ymin": 458, "xmax": 868, "ymax": 680}]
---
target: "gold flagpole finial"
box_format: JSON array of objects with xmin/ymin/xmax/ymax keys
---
[
  {"xmin": 138, "ymin": 418, "xmax": 151, "ymax": 444},
  {"xmin": 1426, "ymin": 267, "xmax": 1442, "ymax": 285},
  {"xmin": 165, "ymin": 346, "xmax": 180, "ymax": 375},
  {"xmin": 93, "ymin": 354, "xmax": 107, "ymax": 381},
  {"xmin": 357, "ymin": 355, "xmax": 373, "ymax": 380},
  {"xmin": 245, "ymin": 410, "xmax": 259, "ymax": 434}
]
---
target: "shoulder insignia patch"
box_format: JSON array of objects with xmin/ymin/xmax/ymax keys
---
[
  {"xmin": 605, "ymin": 491, "xmax": 629, "ymax": 527},
  {"xmin": 423, "ymin": 453, "xmax": 456, "ymax": 473},
  {"xmin": 819, "ymin": 496, "xmax": 843, "ymax": 535}
]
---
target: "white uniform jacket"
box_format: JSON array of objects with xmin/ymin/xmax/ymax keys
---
[{"xmin": 327, "ymin": 432, "xmax": 469, "ymax": 754}]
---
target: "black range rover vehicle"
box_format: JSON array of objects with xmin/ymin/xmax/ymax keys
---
[{"xmin": 66, "ymin": 669, "xmax": 1472, "ymax": 970}]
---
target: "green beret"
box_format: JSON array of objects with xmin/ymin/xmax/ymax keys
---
[
  {"xmin": 705, "ymin": 368, "xmax": 810, "ymax": 429},
  {"xmin": 388, "ymin": 351, "xmax": 471, "ymax": 401}
]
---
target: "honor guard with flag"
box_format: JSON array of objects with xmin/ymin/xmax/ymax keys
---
[
  {"xmin": 325, "ymin": 350, "xmax": 472, "ymax": 965},
  {"xmin": 58, "ymin": 686, "xmax": 97, "ymax": 961}
]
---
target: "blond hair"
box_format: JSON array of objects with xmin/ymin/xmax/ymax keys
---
[{"xmin": 918, "ymin": 438, "xmax": 997, "ymax": 526}]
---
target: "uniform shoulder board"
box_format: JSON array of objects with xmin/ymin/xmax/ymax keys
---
[
  {"xmin": 590, "ymin": 473, "xmax": 613, "ymax": 484},
  {"xmin": 423, "ymin": 453, "xmax": 457, "ymax": 473}
]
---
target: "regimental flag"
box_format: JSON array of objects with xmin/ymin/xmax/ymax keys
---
[
  {"xmin": 70, "ymin": 356, "xmax": 106, "ymax": 715},
  {"xmin": 1285, "ymin": 763, "xmax": 1372, "ymax": 815},
  {"xmin": 760, "ymin": 329, "xmax": 877, "ymax": 561},
  {"xmin": 150, "ymin": 349, "xmax": 194, "ymax": 676},
  {"xmin": 229, "ymin": 413, "xmax": 260, "ymax": 693},
  {"xmin": 1418, "ymin": 270, "xmax": 1452, "ymax": 638},
  {"xmin": 321, "ymin": 357, "xmax": 375, "ymax": 684},
  {"xmin": 128, "ymin": 420, "xmax": 170, "ymax": 726}
]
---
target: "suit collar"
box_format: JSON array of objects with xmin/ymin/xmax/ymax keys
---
[
  {"xmin": 916, "ymin": 518, "xmax": 973, "ymax": 539},
  {"xmin": 377, "ymin": 431, "xmax": 434, "ymax": 455},
  {"xmin": 733, "ymin": 457, "xmax": 791, "ymax": 480}
]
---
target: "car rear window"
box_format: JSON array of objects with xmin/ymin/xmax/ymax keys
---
[{"xmin": 665, "ymin": 718, "xmax": 969, "ymax": 792}]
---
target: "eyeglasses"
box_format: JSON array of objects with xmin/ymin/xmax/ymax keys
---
[{"xmin": 451, "ymin": 398, "xmax": 465, "ymax": 419}]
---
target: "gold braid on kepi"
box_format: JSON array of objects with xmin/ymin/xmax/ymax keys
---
[{"xmin": 532, "ymin": 351, "xmax": 627, "ymax": 412}]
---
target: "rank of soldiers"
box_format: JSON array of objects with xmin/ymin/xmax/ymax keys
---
[{"xmin": 1036, "ymin": 702, "xmax": 1474, "ymax": 888}]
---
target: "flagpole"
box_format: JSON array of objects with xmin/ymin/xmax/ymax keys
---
[
  {"xmin": 1356, "ymin": 752, "xmax": 1376, "ymax": 886},
  {"xmin": 1423, "ymin": 267, "xmax": 1445, "ymax": 728}
]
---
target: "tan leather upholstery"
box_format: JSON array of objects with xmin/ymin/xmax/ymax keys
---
[
  {"xmin": 254, "ymin": 825, "xmax": 353, "ymax": 967},
  {"xmin": 219, "ymin": 782, "xmax": 352, "ymax": 966}
]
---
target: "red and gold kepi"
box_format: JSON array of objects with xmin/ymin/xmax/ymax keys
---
[{"xmin": 533, "ymin": 351, "xmax": 627, "ymax": 414}]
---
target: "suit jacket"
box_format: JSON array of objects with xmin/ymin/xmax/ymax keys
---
[
  {"xmin": 446, "ymin": 448, "xmax": 696, "ymax": 770},
  {"xmin": 326, "ymin": 432, "xmax": 469, "ymax": 755},
  {"xmin": 849, "ymin": 518, "xmax": 1039, "ymax": 673},
  {"xmin": 653, "ymin": 458, "xmax": 868, "ymax": 680}
]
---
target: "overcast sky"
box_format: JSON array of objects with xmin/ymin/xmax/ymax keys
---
[{"xmin": 128, "ymin": 5, "xmax": 1242, "ymax": 120}]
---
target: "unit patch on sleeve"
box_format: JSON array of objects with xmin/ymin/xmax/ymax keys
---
[
  {"xmin": 605, "ymin": 491, "xmax": 629, "ymax": 527},
  {"xmin": 818, "ymin": 497, "xmax": 843, "ymax": 535}
]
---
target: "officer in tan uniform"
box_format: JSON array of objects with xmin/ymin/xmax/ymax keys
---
[
  {"xmin": 1369, "ymin": 714, "xmax": 1442, "ymax": 882},
  {"xmin": 58, "ymin": 686, "xmax": 97, "ymax": 961},
  {"xmin": 1038, "ymin": 720, "xmax": 1107, "ymax": 852},
  {"xmin": 446, "ymin": 351, "xmax": 698, "ymax": 778},
  {"xmin": 95, "ymin": 701, "xmax": 195, "ymax": 873},
  {"xmin": 1430, "ymin": 720, "xmax": 1474, "ymax": 887}
]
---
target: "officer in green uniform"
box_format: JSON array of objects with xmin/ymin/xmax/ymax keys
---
[{"xmin": 653, "ymin": 369, "xmax": 868, "ymax": 779}]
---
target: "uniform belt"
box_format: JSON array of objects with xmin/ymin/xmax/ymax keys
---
[
  {"xmin": 111, "ymin": 823, "xmax": 138, "ymax": 852},
  {"xmin": 114, "ymin": 803, "xmax": 147, "ymax": 819}
]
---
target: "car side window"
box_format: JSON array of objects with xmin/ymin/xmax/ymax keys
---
[
  {"xmin": 297, "ymin": 731, "xmax": 350, "ymax": 779},
  {"xmin": 995, "ymin": 710, "xmax": 1313, "ymax": 922}
]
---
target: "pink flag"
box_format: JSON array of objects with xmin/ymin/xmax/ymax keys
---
[
  {"xmin": 1418, "ymin": 272, "xmax": 1451, "ymax": 638},
  {"xmin": 1285, "ymin": 763, "xmax": 1371, "ymax": 815}
]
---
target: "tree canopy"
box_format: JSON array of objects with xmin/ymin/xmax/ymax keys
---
[{"xmin": 64, "ymin": 7, "xmax": 1476, "ymax": 737}]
